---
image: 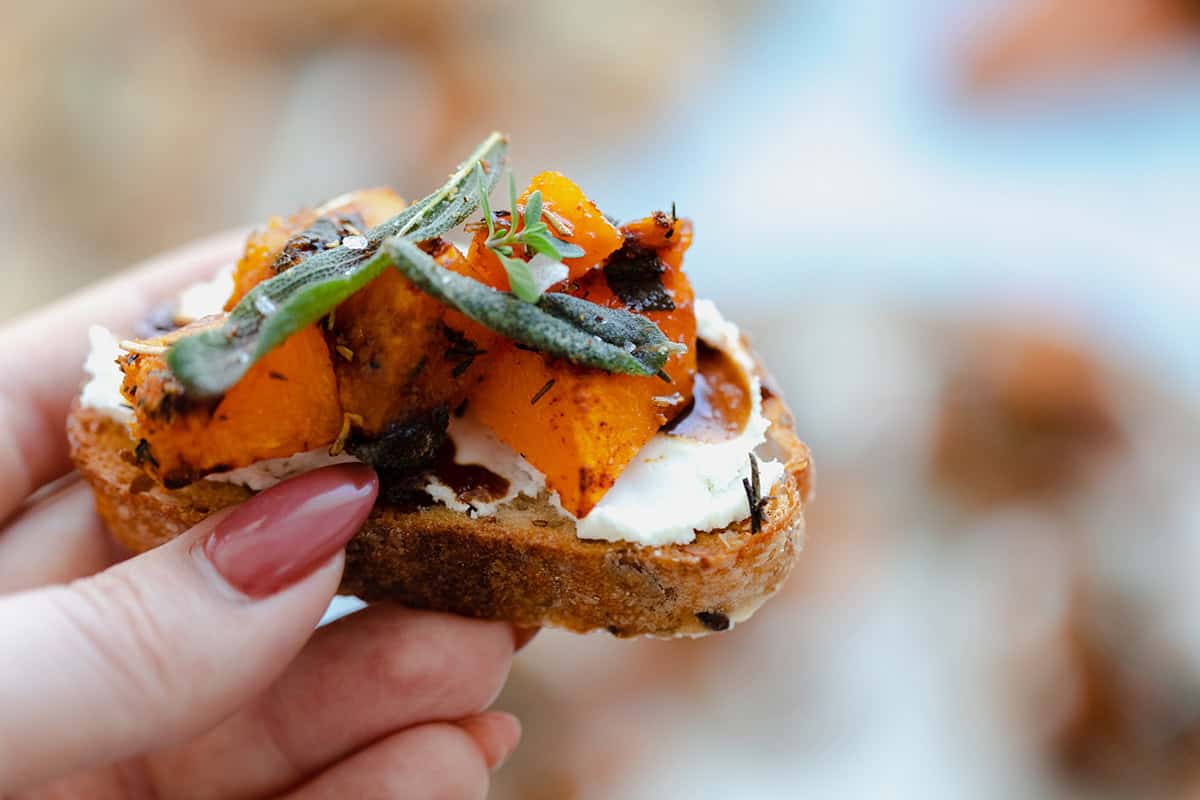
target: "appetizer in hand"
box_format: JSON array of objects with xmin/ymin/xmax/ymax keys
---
[{"xmin": 69, "ymin": 133, "xmax": 812, "ymax": 637}]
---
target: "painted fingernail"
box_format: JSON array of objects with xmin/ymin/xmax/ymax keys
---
[{"xmin": 204, "ymin": 464, "xmax": 377, "ymax": 597}]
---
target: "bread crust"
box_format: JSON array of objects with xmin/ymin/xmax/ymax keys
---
[{"xmin": 67, "ymin": 369, "xmax": 811, "ymax": 637}]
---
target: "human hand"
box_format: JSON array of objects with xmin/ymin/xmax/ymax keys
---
[{"xmin": 0, "ymin": 233, "xmax": 525, "ymax": 798}]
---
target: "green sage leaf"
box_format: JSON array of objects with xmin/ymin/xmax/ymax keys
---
[
  {"xmin": 523, "ymin": 229, "xmax": 584, "ymax": 261},
  {"xmin": 384, "ymin": 237, "xmax": 685, "ymax": 377},
  {"xmin": 167, "ymin": 132, "xmax": 508, "ymax": 397},
  {"xmin": 522, "ymin": 190, "xmax": 543, "ymax": 231},
  {"xmin": 498, "ymin": 251, "xmax": 541, "ymax": 303}
]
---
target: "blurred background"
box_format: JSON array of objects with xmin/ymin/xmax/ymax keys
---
[{"xmin": 5, "ymin": 0, "xmax": 1200, "ymax": 797}]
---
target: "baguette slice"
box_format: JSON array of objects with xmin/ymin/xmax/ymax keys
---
[{"xmin": 67, "ymin": 365, "xmax": 812, "ymax": 637}]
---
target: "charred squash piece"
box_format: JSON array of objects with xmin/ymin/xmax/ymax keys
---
[
  {"xmin": 620, "ymin": 211, "xmax": 685, "ymax": 251},
  {"xmin": 226, "ymin": 211, "xmax": 314, "ymax": 308},
  {"xmin": 226, "ymin": 187, "xmax": 404, "ymax": 306},
  {"xmin": 330, "ymin": 239, "xmax": 501, "ymax": 436},
  {"xmin": 466, "ymin": 223, "xmax": 697, "ymax": 517},
  {"xmin": 657, "ymin": 217, "xmax": 693, "ymax": 272},
  {"xmin": 121, "ymin": 321, "xmax": 342, "ymax": 488}
]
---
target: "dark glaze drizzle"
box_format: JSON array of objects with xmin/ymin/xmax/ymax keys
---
[
  {"xmin": 431, "ymin": 441, "xmax": 510, "ymax": 506},
  {"xmin": 377, "ymin": 439, "xmax": 511, "ymax": 513},
  {"xmin": 663, "ymin": 342, "xmax": 752, "ymax": 442}
]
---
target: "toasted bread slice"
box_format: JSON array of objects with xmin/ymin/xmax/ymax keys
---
[{"xmin": 67, "ymin": 367, "xmax": 811, "ymax": 637}]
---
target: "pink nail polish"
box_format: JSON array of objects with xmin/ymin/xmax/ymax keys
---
[{"xmin": 204, "ymin": 464, "xmax": 378, "ymax": 597}]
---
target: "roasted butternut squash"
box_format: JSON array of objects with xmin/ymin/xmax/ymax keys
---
[
  {"xmin": 227, "ymin": 187, "xmax": 405, "ymax": 306},
  {"xmin": 121, "ymin": 322, "xmax": 342, "ymax": 487},
  {"xmin": 464, "ymin": 172, "xmax": 622, "ymax": 294},
  {"xmin": 226, "ymin": 211, "xmax": 313, "ymax": 308},
  {"xmin": 465, "ymin": 227, "xmax": 518, "ymax": 292},
  {"xmin": 125, "ymin": 188, "xmax": 432, "ymax": 482},
  {"xmin": 466, "ymin": 223, "xmax": 697, "ymax": 517},
  {"xmin": 620, "ymin": 211, "xmax": 680, "ymax": 251},
  {"xmin": 331, "ymin": 239, "xmax": 501, "ymax": 436},
  {"xmin": 518, "ymin": 171, "xmax": 622, "ymax": 281},
  {"xmin": 124, "ymin": 172, "xmax": 699, "ymax": 507}
]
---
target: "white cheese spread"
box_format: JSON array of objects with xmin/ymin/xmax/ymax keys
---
[{"xmin": 81, "ymin": 325, "xmax": 134, "ymax": 423}]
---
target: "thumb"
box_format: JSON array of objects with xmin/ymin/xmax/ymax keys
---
[{"xmin": 0, "ymin": 463, "xmax": 377, "ymax": 792}]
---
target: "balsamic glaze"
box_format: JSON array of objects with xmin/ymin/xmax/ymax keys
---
[
  {"xmin": 431, "ymin": 441, "xmax": 510, "ymax": 504},
  {"xmin": 664, "ymin": 342, "xmax": 752, "ymax": 442}
]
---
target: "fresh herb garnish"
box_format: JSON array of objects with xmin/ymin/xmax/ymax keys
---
[
  {"xmin": 166, "ymin": 132, "xmax": 509, "ymax": 397},
  {"xmin": 742, "ymin": 452, "xmax": 769, "ymax": 534},
  {"xmin": 477, "ymin": 166, "xmax": 584, "ymax": 303},
  {"xmin": 166, "ymin": 132, "xmax": 685, "ymax": 395},
  {"xmin": 530, "ymin": 378, "xmax": 556, "ymax": 405},
  {"xmin": 384, "ymin": 237, "xmax": 684, "ymax": 377}
]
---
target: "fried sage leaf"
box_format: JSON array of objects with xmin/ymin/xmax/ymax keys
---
[
  {"xmin": 384, "ymin": 237, "xmax": 685, "ymax": 377},
  {"xmin": 167, "ymin": 132, "xmax": 509, "ymax": 397}
]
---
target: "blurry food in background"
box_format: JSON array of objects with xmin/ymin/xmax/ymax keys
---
[
  {"xmin": 1049, "ymin": 585, "xmax": 1200, "ymax": 791},
  {"xmin": 963, "ymin": 0, "xmax": 1200, "ymax": 93},
  {"xmin": 929, "ymin": 321, "xmax": 1200, "ymax": 796},
  {"xmin": 186, "ymin": 0, "xmax": 759, "ymax": 177},
  {"xmin": 932, "ymin": 329, "xmax": 1122, "ymax": 506},
  {"xmin": 0, "ymin": 0, "xmax": 759, "ymax": 321}
]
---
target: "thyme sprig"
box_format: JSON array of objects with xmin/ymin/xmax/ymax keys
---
[{"xmin": 476, "ymin": 166, "xmax": 584, "ymax": 303}]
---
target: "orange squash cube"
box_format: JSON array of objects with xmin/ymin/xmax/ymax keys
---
[
  {"xmin": 467, "ymin": 230, "xmax": 697, "ymax": 517},
  {"xmin": 331, "ymin": 240, "xmax": 501, "ymax": 435},
  {"xmin": 227, "ymin": 187, "xmax": 406, "ymax": 307},
  {"xmin": 121, "ymin": 323, "xmax": 343, "ymax": 487},
  {"xmin": 620, "ymin": 211, "xmax": 680, "ymax": 251},
  {"xmin": 518, "ymin": 171, "xmax": 623, "ymax": 282},
  {"xmin": 465, "ymin": 228, "xmax": 519, "ymax": 292}
]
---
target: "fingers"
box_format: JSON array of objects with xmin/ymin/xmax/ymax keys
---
[
  {"xmin": 283, "ymin": 713, "xmax": 520, "ymax": 800},
  {"xmin": 0, "ymin": 464, "xmax": 377, "ymax": 793},
  {"xmin": 145, "ymin": 605, "xmax": 518, "ymax": 800},
  {"xmin": 0, "ymin": 229, "xmax": 245, "ymax": 521},
  {"xmin": 0, "ymin": 479, "xmax": 123, "ymax": 593},
  {"xmin": 455, "ymin": 711, "xmax": 523, "ymax": 771}
]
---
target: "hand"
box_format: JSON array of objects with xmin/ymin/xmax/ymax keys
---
[{"xmin": 0, "ymin": 233, "xmax": 526, "ymax": 798}]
